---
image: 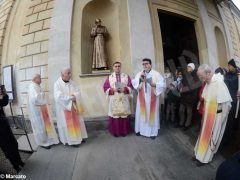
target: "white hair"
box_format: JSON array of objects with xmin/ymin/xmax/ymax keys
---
[
  {"xmin": 198, "ymin": 64, "xmax": 214, "ymax": 74},
  {"xmin": 61, "ymin": 67, "xmax": 71, "ymax": 74}
]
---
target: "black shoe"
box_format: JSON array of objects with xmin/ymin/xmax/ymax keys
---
[
  {"xmin": 182, "ymin": 126, "xmax": 190, "ymax": 131},
  {"xmin": 82, "ymin": 139, "xmax": 86, "ymax": 143},
  {"xmin": 150, "ymin": 136, "xmax": 156, "ymax": 140},
  {"xmin": 72, "ymin": 144, "xmax": 80, "ymax": 147},
  {"xmin": 196, "ymin": 161, "xmax": 206, "ymax": 167},
  {"xmin": 19, "ymin": 161, "xmax": 25, "ymax": 167},
  {"xmin": 135, "ymin": 132, "xmax": 140, "ymax": 136},
  {"xmin": 41, "ymin": 146, "xmax": 51, "ymax": 149},
  {"xmin": 174, "ymin": 124, "xmax": 182, "ymax": 128},
  {"xmin": 13, "ymin": 165, "xmax": 21, "ymax": 172},
  {"xmin": 191, "ymin": 157, "xmax": 197, "ymax": 162}
]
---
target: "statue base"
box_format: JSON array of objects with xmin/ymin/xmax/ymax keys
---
[{"xmin": 92, "ymin": 69, "xmax": 111, "ymax": 74}]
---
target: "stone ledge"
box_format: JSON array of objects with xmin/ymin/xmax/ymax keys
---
[{"xmin": 79, "ymin": 73, "xmax": 111, "ymax": 78}]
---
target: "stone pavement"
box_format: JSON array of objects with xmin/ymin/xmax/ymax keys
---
[{"xmin": 18, "ymin": 123, "xmax": 225, "ymax": 180}]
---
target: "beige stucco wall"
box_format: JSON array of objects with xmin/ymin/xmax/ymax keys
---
[
  {"xmin": 221, "ymin": 2, "xmax": 240, "ymax": 63},
  {"xmin": 0, "ymin": 0, "xmax": 240, "ymax": 118},
  {"xmin": 1, "ymin": 0, "xmax": 30, "ymax": 115},
  {"xmin": 0, "ymin": 0, "xmax": 16, "ymax": 78},
  {"xmin": 0, "ymin": 0, "xmax": 54, "ymax": 116}
]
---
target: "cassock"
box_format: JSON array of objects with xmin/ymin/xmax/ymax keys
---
[
  {"xmin": 54, "ymin": 77, "xmax": 88, "ymax": 145},
  {"xmin": 132, "ymin": 69, "xmax": 165, "ymax": 137},
  {"xmin": 28, "ymin": 82, "xmax": 59, "ymax": 147},
  {"xmin": 194, "ymin": 73, "xmax": 232, "ymax": 163},
  {"xmin": 103, "ymin": 72, "xmax": 132, "ymax": 136}
]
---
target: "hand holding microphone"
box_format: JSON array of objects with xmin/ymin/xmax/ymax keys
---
[{"xmin": 140, "ymin": 71, "xmax": 146, "ymax": 82}]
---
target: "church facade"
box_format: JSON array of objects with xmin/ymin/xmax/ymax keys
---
[{"xmin": 0, "ymin": 0, "xmax": 240, "ymax": 120}]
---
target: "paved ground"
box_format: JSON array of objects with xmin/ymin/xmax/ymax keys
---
[{"xmin": 17, "ymin": 122, "xmax": 227, "ymax": 180}]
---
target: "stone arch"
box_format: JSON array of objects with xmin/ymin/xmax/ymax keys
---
[
  {"xmin": 215, "ymin": 26, "xmax": 228, "ymax": 67},
  {"xmin": 81, "ymin": 0, "xmax": 120, "ymax": 74}
]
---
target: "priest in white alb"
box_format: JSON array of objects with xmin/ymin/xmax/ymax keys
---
[
  {"xmin": 132, "ymin": 58, "xmax": 166, "ymax": 139},
  {"xmin": 28, "ymin": 74, "xmax": 59, "ymax": 149},
  {"xmin": 194, "ymin": 64, "xmax": 232, "ymax": 166},
  {"xmin": 54, "ymin": 68, "xmax": 88, "ymax": 146}
]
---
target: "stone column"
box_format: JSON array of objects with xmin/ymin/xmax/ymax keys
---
[
  {"xmin": 127, "ymin": 0, "xmax": 156, "ymax": 75},
  {"xmin": 48, "ymin": 0, "xmax": 74, "ymax": 114},
  {"xmin": 196, "ymin": 0, "xmax": 219, "ymax": 68}
]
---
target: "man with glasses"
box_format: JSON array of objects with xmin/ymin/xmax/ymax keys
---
[
  {"xmin": 132, "ymin": 58, "xmax": 166, "ymax": 139},
  {"xmin": 103, "ymin": 62, "xmax": 132, "ymax": 137}
]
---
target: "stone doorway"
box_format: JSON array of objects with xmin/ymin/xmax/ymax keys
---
[{"xmin": 158, "ymin": 11, "xmax": 200, "ymax": 71}]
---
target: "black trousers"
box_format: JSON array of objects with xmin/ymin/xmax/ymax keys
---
[
  {"xmin": 0, "ymin": 117, "xmax": 23, "ymax": 168},
  {"xmin": 222, "ymin": 102, "xmax": 239, "ymax": 146}
]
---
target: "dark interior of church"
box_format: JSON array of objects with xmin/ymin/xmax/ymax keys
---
[{"xmin": 158, "ymin": 11, "xmax": 199, "ymax": 71}]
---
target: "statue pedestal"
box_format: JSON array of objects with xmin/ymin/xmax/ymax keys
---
[{"xmin": 92, "ymin": 69, "xmax": 111, "ymax": 74}]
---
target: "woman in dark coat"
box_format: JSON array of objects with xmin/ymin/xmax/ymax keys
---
[{"xmin": 0, "ymin": 85, "xmax": 24, "ymax": 172}]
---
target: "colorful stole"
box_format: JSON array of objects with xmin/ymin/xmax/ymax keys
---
[
  {"xmin": 197, "ymin": 99, "xmax": 217, "ymax": 156},
  {"xmin": 40, "ymin": 105, "xmax": 54, "ymax": 137},
  {"xmin": 64, "ymin": 104, "xmax": 82, "ymax": 140},
  {"xmin": 139, "ymin": 82, "xmax": 157, "ymax": 125}
]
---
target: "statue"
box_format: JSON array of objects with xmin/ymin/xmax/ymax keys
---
[{"xmin": 90, "ymin": 19, "xmax": 108, "ymax": 70}]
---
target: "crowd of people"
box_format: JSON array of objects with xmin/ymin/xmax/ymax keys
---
[{"xmin": 0, "ymin": 58, "xmax": 239, "ymax": 174}]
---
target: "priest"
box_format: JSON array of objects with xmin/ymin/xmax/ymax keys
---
[
  {"xmin": 54, "ymin": 68, "xmax": 88, "ymax": 146},
  {"xmin": 132, "ymin": 58, "xmax": 166, "ymax": 139},
  {"xmin": 28, "ymin": 74, "xmax": 59, "ymax": 149},
  {"xmin": 103, "ymin": 61, "xmax": 132, "ymax": 137},
  {"xmin": 194, "ymin": 64, "xmax": 232, "ymax": 166}
]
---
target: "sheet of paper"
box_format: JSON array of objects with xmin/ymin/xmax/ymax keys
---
[{"xmin": 115, "ymin": 82, "xmax": 125, "ymax": 89}]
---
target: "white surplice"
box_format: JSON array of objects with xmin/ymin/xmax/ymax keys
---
[
  {"xmin": 28, "ymin": 82, "xmax": 59, "ymax": 147},
  {"xmin": 132, "ymin": 69, "xmax": 166, "ymax": 137},
  {"xmin": 54, "ymin": 77, "xmax": 88, "ymax": 145}
]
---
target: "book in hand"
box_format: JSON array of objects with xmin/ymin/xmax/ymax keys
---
[{"xmin": 115, "ymin": 82, "xmax": 125, "ymax": 89}]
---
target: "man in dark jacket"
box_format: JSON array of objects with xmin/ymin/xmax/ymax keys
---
[
  {"xmin": 222, "ymin": 59, "xmax": 240, "ymax": 146},
  {"xmin": 0, "ymin": 85, "xmax": 24, "ymax": 172}
]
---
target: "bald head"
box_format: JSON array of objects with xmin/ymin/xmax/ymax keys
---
[
  {"xmin": 61, "ymin": 68, "xmax": 71, "ymax": 81},
  {"xmin": 32, "ymin": 74, "xmax": 41, "ymax": 85}
]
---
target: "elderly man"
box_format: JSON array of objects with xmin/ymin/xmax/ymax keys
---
[
  {"xmin": 54, "ymin": 68, "xmax": 88, "ymax": 146},
  {"xmin": 194, "ymin": 64, "xmax": 232, "ymax": 166},
  {"xmin": 132, "ymin": 58, "xmax": 165, "ymax": 139},
  {"xmin": 103, "ymin": 61, "xmax": 132, "ymax": 137},
  {"xmin": 28, "ymin": 74, "xmax": 59, "ymax": 149}
]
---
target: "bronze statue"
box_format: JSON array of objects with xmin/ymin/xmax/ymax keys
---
[{"xmin": 90, "ymin": 19, "xmax": 108, "ymax": 70}]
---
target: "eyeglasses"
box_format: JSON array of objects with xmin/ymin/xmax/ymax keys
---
[
  {"xmin": 142, "ymin": 63, "xmax": 150, "ymax": 65},
  {"xmin": 114, "ymin": 66, "xmax": 121, "ymax": 68}
]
